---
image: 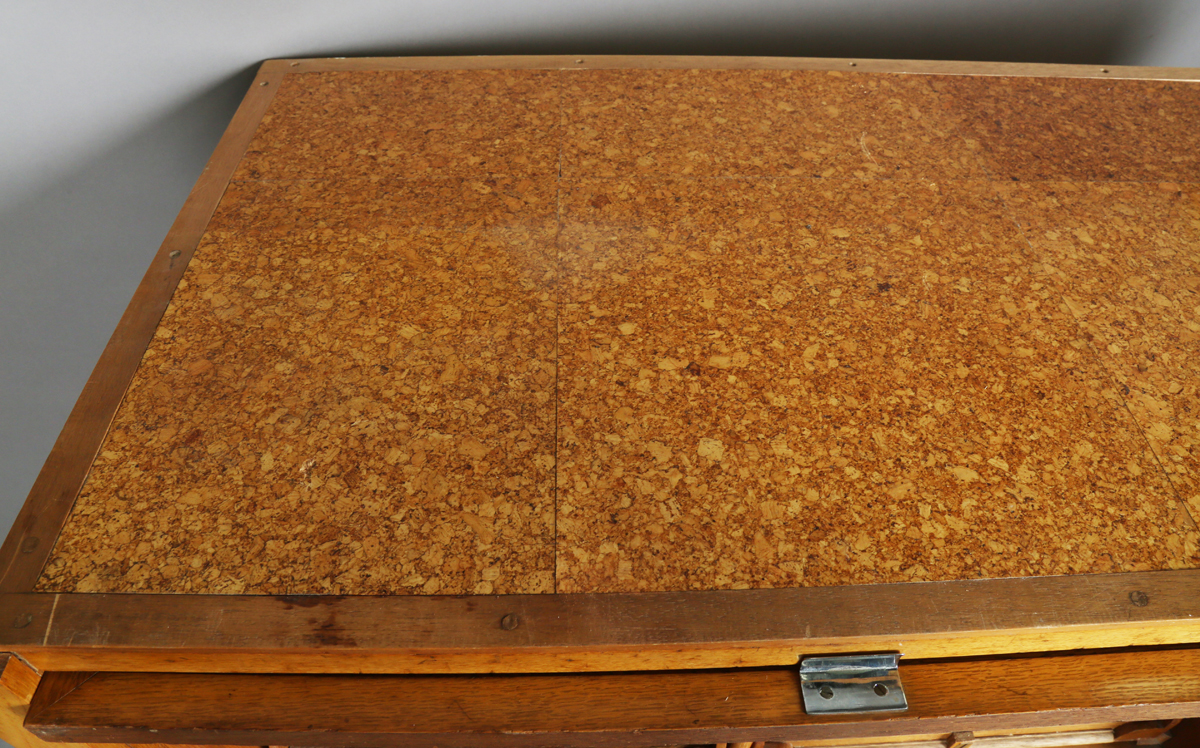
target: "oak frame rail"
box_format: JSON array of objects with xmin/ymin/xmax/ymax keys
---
[{"xmin": 2, "ymin": 570, "xmax": 1200, "ymax": 674}]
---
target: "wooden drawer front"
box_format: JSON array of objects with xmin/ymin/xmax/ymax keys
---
[{"xmin": 22, "ymin": 648, "xmax": 1200, "ymax": 747}]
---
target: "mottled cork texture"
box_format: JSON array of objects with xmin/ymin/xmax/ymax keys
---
[{"xmin": 35, "ymin": 67, "xmax": 1200, "ymax": 595}]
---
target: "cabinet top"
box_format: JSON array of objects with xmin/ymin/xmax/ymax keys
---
[{"xmin": 18, "ymin": 58, "xmax": 1200, "ymax": 600}]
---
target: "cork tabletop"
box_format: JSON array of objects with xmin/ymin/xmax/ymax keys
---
[{"xmin": 31, "ymin": 62, "xmax": 1200, "ymax": 597}]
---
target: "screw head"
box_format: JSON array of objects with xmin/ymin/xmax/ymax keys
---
[
  {"xmin": 1129, "ymin": 590, "xmax": 1150, "ymax": 607},
  {"xmin": 500, "ymin": 613, "xmax": 520, "ymax": 630},
  {"xmin": 818, "ymin": 685, "xmax": 834, "ymax": 699}
]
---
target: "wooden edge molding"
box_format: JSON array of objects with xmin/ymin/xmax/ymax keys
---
[
  {"xmin": 0, "ymin": 64, "xmax": 284, "ymax": 594},
  {"xmin": 22, "ymin": 648, "xmax": 1200, "ymax": 747},
  {"xmin": 1, "ymin": 570, "xmax": 1199, "ymax": 674},
  {"xmin": 261, "ymin": 54, "xmax": 1200, "ymax": 80}
]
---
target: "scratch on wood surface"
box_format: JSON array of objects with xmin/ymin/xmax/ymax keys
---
[{"xmin": 42, "ymin": 593, "xmax": 60, "ymax": 646}]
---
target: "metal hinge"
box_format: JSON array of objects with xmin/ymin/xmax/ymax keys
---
[{"xmin": 799, "ymin": 653, "xmax": 908, "ymax": 714}]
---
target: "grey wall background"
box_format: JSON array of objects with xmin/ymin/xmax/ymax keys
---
[{"xmin": 0, "ymin": 0, "xmax": 1198, "ymax": 724}]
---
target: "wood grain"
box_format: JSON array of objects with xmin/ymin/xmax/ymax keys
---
[
  {"xmin": 0, "ymin": 64, "xmax": 284, "ymax": 593},
  {"xmin": 3, "ymin": 570, "xmax": 1200, "ymax": 674},
  {"xmin": 1, "ymin": 654, "xmax": 36, "ymax": 701},
  {"xmin": 1, "ymin": 656, "xmax": 87, "ymax": 748},
  {"xmin": 263, "ymin": 54, "xmax": 1200, "ymax": 81},
  {"xmin": 0, "ymin": 655, "xmax": 240, "ymax": 748},
  {"xmin": 23, "ymin": 648, "xmax": 1200, "ymax": 747}
]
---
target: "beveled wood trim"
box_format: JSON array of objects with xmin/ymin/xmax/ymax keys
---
[
  {"xmin": 264, "ymin": 54, "xmax": 1200, "ymax": 81},
  {"xmin": 2, "ymin": 571, "xmax": 1200, "ymax": 674},
  {"xmin": 0, "ymin": 65, "xmax": 284, "ymax": 593},
  {"xmin": 23, "ymin": 648, "xmax": 1200, "ymax": 747}
]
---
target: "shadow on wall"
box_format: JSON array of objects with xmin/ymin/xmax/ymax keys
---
[
  {"xmin": 0, "ymin": 0, "xmax": 1176, "ymax": 535},
  {"xmin": 315, "ymin": 0, "xmax": 1170, "ymax": 65}
]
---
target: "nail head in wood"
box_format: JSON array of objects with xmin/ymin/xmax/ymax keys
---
[
  {"xmin": 500, "ymin": 613, "xmax": 520, "ymax": 631},
  {"xmin": 1130, "ymin": 590, "xmax": 1150, "ymax": 607}
]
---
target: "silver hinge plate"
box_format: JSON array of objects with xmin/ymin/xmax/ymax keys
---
[{"xmin": 799, "ymin": 654, "xmax": 908, "ymax": 715}]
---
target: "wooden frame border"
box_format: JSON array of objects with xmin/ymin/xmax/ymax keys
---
[
  {"xmin": 2, "ymin": 570, "xmax": 1200, "ymax": 674},
  {"xmin": 266, "ymin": 54, "xmax": 1200, "ymax": 80},
  {"xmin": 1, "ymin": 55, "xmax": 1199, "ymax": 676}
]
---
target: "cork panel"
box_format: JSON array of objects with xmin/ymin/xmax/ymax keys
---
[
  {"xmin": 233, "ymin": 69, "xmax": 560, "ymax": 182},
  {"xmin": 1000, "ymin": 180, "xmax": 1200, "ymax": 543},
  {"xmin": 36, "ymin": 177, "xmax": 558, "ymax": 595},
  {"xmin": 209, "ymin": 176, "xmax": 559, "ymax": 236},
  {"xmin": 560, "ymin": 69, "xmax": 987, "ymax": 180},
  {"xmin": 555, "ymin": 177, "xmax": 1196, "ymax": 593},
  {"xmin": 931, "ymin": 75, "xmax": 1200, "ymax": 183}
]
